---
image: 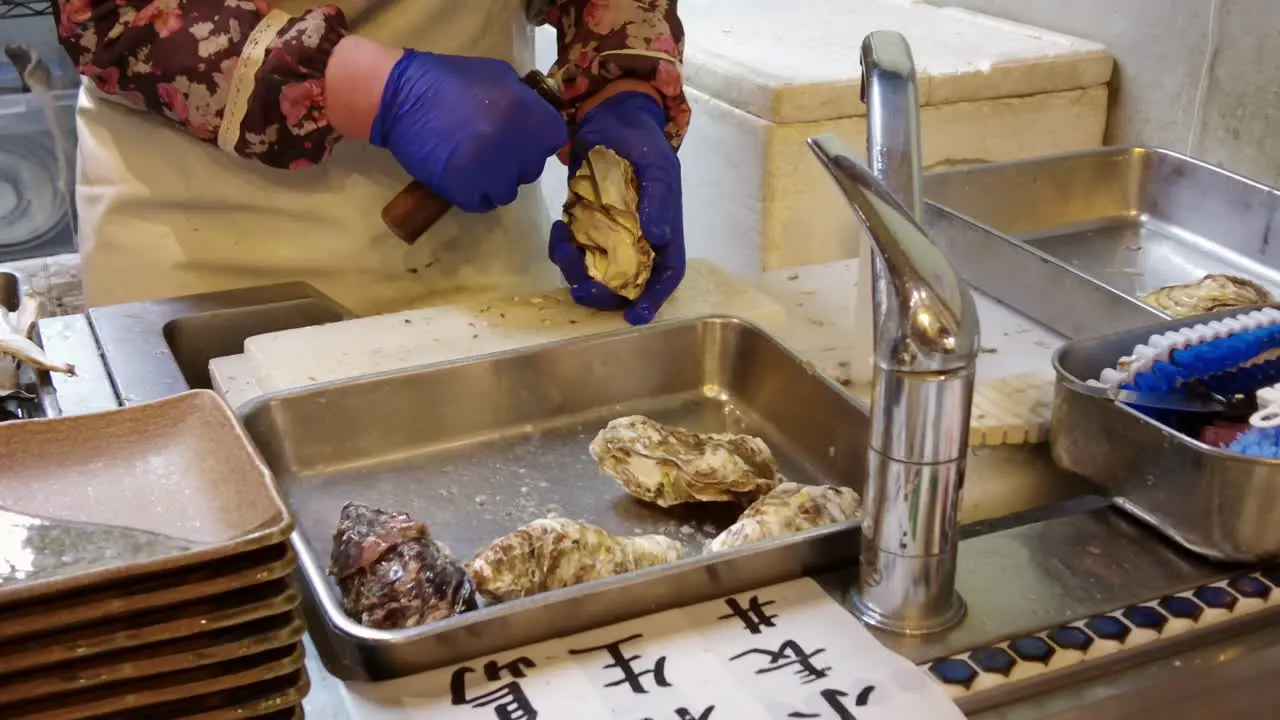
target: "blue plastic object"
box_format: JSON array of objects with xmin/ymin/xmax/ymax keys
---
[
  {"xmin": 547, "ymin": 92, "xmax": 685, "ymax": 326},
  {"xmin": 1227, "ymin": 426, "xmax": 1280, "ymax": 459},
  {"xmin": 370, "ymin": 51, "xmax": 567, "ymax": 213},
  {"xmin": 1120, "ymin": 322, "xmax": 1280, "ymax": 436},
  {"xmin": 1128, "ymin": 324, "xmax": 1280, "ymax": 395}
]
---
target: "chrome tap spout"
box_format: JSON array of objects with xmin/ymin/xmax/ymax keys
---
[{"xmin": 805, "ymin": 31, "xmax": 979, "ymax": 635}]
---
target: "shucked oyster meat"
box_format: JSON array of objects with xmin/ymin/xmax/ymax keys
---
[
  {"xmin": 589, "ymin": 415, "xmax": 781, "ymax": 507},
  {"xmin": 564, "ymin": 146, "xmax": 655, "ymax": 300},
  {"xmin": 707, "ymin": 482, "xmax": 863, "ymax": 552},
  {"xmin": 1140, "ymin": 274, "xmax": 1275, "ymax": 318},
  {"xmin": 329, "ymin": 502, "xmax": 476, "ymax": 629},
  {"xmin": 467, "ymin": 517, "xmax": 685, "ymax": 604}
]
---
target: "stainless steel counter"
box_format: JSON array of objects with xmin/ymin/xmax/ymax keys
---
[
  {"xmin": 975, "ymin": 616, "xmax": 1280, "ymax": 719},
  {"xmin": 291, "ymin": 498, "xmax": 1279, "ymax": 719},
  {"xmin": 29, "ymin": 285, "xmax": 1280, "ymax": 718}
]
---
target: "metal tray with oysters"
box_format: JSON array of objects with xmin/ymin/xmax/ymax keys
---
[
  {"xmin": 924, "ymin": 146, "xmax": 1280, "ymax": 339},
  {"xmin": 238, "ymin": 316, "xmax": 867, "ymax": 680}
]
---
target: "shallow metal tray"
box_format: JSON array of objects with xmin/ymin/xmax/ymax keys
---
[
  {"xmin": 924, "ymin": 146, "xmax": 1280, "ymax": 340},
  {"xmin": 238, "ymin": 316, "xmax": 869, "ymax": 680},
  {"xmin": 1050, "ymin": 305, "xmax": 1280, "ymax": 563}
]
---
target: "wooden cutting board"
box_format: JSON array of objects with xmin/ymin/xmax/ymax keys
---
[{"xmin": 970, "ymin": 371, "xmax": 1055, "ymax": 446}]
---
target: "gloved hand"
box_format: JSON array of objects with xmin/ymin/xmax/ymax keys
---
[
  {"xmin": 548, "ymin": 92, "xmax": 685, "ymax": 326},
  {"xmin": 369, "ymin": 51, "xmax": 568, "ymax": 213}
]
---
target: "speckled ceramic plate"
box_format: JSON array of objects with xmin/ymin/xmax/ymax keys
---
[
  {"xmin": 0, "ymin": 543, "xmax": 295, "ymax": 642},
  {"xmin": 251, "ymin": 710, "xmax": 304, "ymax": 720},
  {"xmin": 0, "ymin": 390, "xmax": 293, "ymax": 606},
  {"xmin": 175, "ymin": 669, "xmax": 311, "ymax": 719},
  {"xmin": 4, "ymin": 644, "xmax": 305, "ymax": 720},
  {"xmin": 0, "ymin": 578, "xmax": 299, "ymax": 675},
  {"xmin": 0, "ymin": 610, "xmax": 306, "ymax": 704},
  {"xmin": 249, "ymin": 711, "xmax": 303, "ymax": 720},
  {"xmin": 242, "ymin": 708, "xmax": 304, "ymax": 720}
]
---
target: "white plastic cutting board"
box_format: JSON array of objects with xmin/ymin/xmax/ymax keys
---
[
  {"xmin": 242, "ymin": 260, "xmax": 789, "ymax": 394},
  {"xmin": 223, "ymin": 259, "xmax": 1061, "ymax": 445}
]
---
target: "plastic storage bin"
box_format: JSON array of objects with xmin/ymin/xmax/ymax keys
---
[{"xmin": 0, "ymin": 87, "xmax": 78, "ymax": 263}]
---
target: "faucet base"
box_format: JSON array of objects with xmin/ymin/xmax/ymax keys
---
[
  {"xmin": 848, "ymin": 586, "xmax": 967, "ymax": 636},
  {"xmin": 853, "ymin": 452, "xmax": 967, "ymax": 635}
]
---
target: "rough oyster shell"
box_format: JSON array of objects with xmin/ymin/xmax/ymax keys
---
[
  {"xmin": 467, "ymin": 517, "xmax": 685, "ymax": 604},
  {"xmin": 707, "ymin": 482, "xmax": 862, "ymax": 552},
  {"xmin": 1140, "ymin": 274, "xmax": 1275, "ymax": 318},
  {"xmin": 564, "ymin": 146, "xmax": 655, "ymax": 300},
  {"xmin": 329, "ymin": 502, "xmax": 476, "ymax": 629},
  {"xmin": 590, "ymin": 415, "xmax": 781, "ymax": 507}
]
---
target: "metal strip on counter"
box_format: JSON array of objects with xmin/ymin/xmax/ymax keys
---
[
  {"xmin": 35, "ymin": 313, "xmax": 120, "ymax": 416},
  {"xmin": 88, "ymin": 282, "xmax": 353, "ymax": 406}
]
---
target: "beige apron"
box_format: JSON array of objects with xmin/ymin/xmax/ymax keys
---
[{"xmin": 74, "ymin": 0, "xmax": 561, "ymax": 316}]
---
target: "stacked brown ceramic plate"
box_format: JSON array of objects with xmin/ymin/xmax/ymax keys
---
[{"xmin": 0, "ymin": 390, "xmax": 308, "ymax": 719}]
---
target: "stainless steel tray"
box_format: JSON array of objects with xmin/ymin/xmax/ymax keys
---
[
  {"xmin": 924, "ymin": 146, "xmax": 1280, "ymax": 340},
  {"xmin": 237, "ymin": 316, "xmax": 869, "ymax": 680},
  {"xmin": 1050, "ymin": 305, "xmax": 1280, "ymax": 562}
]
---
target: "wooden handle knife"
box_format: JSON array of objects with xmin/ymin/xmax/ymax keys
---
[{"xmin": 380, "ymin": 69, "xmax": 567, "ymax": 245}]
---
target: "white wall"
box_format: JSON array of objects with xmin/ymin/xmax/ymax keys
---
[{"xmin": 931, "ymin": 0, "xmax": 1280, "ymax": 186}]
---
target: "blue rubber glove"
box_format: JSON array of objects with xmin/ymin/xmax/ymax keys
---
[
  {"xmin": 548, "ymin": 92, "xmax": 685, "ymax": 326},
  {"xmin": 370, "ymin": 51, "xmax": 568, "ymax": 213}
]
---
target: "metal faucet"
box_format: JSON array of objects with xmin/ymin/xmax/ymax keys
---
[{"xmin": 806, "ymin": 31, "xmax": 980, "ymax": 635}]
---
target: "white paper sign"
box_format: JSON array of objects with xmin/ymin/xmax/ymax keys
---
[{"xmin": 341, "ymin": 578, "xmax": 964, "ymax": 720}]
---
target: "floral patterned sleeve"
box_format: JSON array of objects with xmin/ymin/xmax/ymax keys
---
[
  {"xmin": 55, "ymin": 0, "xmax": 349, "ymax": 169},
  {"xmin": 530, "ymin": 0, "xmax": 690, "ymax": 150}
]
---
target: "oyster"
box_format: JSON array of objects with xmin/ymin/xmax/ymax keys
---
[
  {"xmin": 564, "ymin": 146, "xmax": 655, "ymax": 300},
  {"xmin": 707, "ymin": 482, "xmax": 863, "ymax": 552},
  {"xmin": 468, "ymin": 518, "xmax": 685, "ymax": 604},
  {"xmin": 1140, "ymin": 274, "xmax": 1275, "ymax": 318},
  {"xmin": 590, "ymin": 415, "xmax": 781, "ymax": 507},
  {"xmin": 328, "ymin": 502, "xmax": 476, "ymax": 629}
]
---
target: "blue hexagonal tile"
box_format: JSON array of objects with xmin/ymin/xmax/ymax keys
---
[
  {"xmin": 1047, "ymin": 626, "xmax": 1093, "ymax": 651},
  {"xmin": 1260, "ymin": 567, "xmax": 1280, "ymax": 589},
  {"xmin": 1158, "ymin": 595, "xmax": 1204, "ymax": 621},
  {"xmin": 1084, "ymin": 615, "xmax": 1131, "ymax": 642},
  {"xmin": 1121, "ymin": 605, "xmax": 1168, "ymax": 632},
  {"xmin": 1228, "ymin": 575, "xmax": 1271, "ymax": 600},
  {"xmin": 1193, "ymin": 585, "xmax": 1238, "ymax": 611},
  {"xmin": 929, "ymin": 658, "xmax": 979, "ymax": 688},
  {"xmin": 968, "ymin": 646, "xmax": 1016, "ymax": 676},
  {"xmin": 1008, "ymin": 636, "xmax": 1055, "ymax": 664}
]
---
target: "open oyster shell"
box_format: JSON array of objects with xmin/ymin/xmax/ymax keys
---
[
  {"xmin": 467, "ymin": 518, "xmax": 685, "ymax": 604},
  {"xmin": 564, "ymin": 146, "xmax": 655, "ymax": 300},
  {"xmin": 1140, "ymin": 274, "xmax": 1275, "ymax": 318},
  {"xmin": 329, "ymin": 502, "xmax": 476, "ymax": 629},
  {"xmin": 589, "ymin": 415, "xmax": 781, "ymax": 507},
  {"xmin": 707, "ymin": 482, "xmax": 863, "ymax": 552}
]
